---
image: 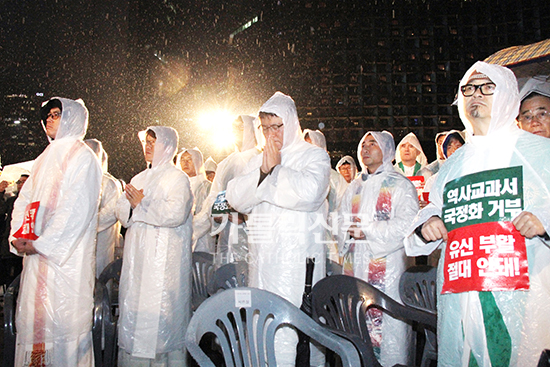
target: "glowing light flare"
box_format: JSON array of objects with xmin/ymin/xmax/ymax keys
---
[{"xmin": 196, "ymin": 110, "xmax": 236, "ymax": 149}]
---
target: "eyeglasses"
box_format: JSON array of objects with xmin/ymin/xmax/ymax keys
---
[
  {"xmin": 46, "ymin": 111, "xmax": 62, "ymax": 120},
  {"xmin": 460, "ymin": 83, "xmax": 496, "ymax": 97},
  {"xmin": 260, "ymin": 123, "xmax": 284, "ymax": 133},
  {"xmin": 518, "ymin": 109, "xmax": 550, "ymax": 124}
]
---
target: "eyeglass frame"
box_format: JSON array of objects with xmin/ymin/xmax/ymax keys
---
[
  {"xmin": 518, "ymin": 109, "xmax": 550, "ymax": 124},
  {"xmin": 46, "ymin": 111, "xmax": 62, "ymax": 120},
  {"xmin": 460, "ymin": 82, "xmax": 496, "ymax": 97},
  {"xmin": 260, "ymin": 123, "xmax": 284, "ymax": 134}
]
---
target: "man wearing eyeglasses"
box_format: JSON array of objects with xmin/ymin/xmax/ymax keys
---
[
  {"xmin": 226, "ymin": 92, "xmax": 330, "ymax": 366},
  {"xmin": 9, "ymin": 98, "xmax": 102, "ymax": 366},
  {"xmin": 405, "ymin": 62, "xmax": 550, "ymax": 366},
  {"xmin": 517, "ymin": 76, "xmax": 550, "ymax": 138}
]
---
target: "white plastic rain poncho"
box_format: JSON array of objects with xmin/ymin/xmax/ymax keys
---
[
  {"xmin": 116, "ymin": 126, "xmax": 193, "ymax": 362},
  {"xmin": 85, "ymin": 139, "xmax": 123, "ymax": 275},
  {"xmin": 193, "ymin": 115, "xmax": 261, "ymax": 265},
  {"xmin": 176, "ymin": 148, "xmax": 214, "ymax": 253},
  {"xmin": 226, "ymin": 92, "xmax": 330, "ymax": 366},
  {"xmin": 419, "ymin": 131, "xmax": 448, "ymax": 179},
  {"xmin": 336, "ymin": 155, "xmax": 358, "ymax": 182},
  {"xmin": 518, "ymin": 75, "xmax": 550, "ymax": 101},
  {"xmin": 405, "ymin": 61, "xmax": 550, "ymax": 367},
  {"xmin": 394, "ymin": 132, "xmax": 428, "ymax": 176},
  {"xmin": 338, "ymin": 131, "xmax": 418, "ymax": 366},
  {"xmin": 204, "ymin": 156, "xmax": 217, "ymax": 173},
  {"xmin": 10, "ymin": 98, "xmax": 102, "ymax": 367},
  {"xmin": 303, "ymin": 129, "xmax": 348, "ymax": 213}
]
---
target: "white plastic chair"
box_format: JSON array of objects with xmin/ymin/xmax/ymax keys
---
[{"xmin": 185, "ymin": 287, "xmax": 361, "ymax": 367}]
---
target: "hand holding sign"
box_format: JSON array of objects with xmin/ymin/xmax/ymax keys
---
[
  {"xmin": 421, "ymin": 216, "xmax": 448, "ymax": 242},
  {"xmin": 11, "ymin": 238, "xmax": 38, "ymax": 255},
  {"xmin": 512, "ymin": 211, "xmax": 546, "ymax": 239}
]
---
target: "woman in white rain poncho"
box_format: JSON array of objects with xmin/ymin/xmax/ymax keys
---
[
  {"xmin": 338, "ymin": 131, "xmax": 418, "ymax": 366},
  {"xmin": 85, "ymin": 138, "xmax": 123, "ymax": 274},
  {"xmin": 394, "ymin": 132, "xmax": 428, "ymax": 176},
  {"xmin": 176, "ymin": 147, "xmax": 214, "ymax": 253},
  {"xmin": 226, "ymin": 92, "xmax": 330, "ymax": 366},
  {"xmin": 116, "ymin": 127, "xmax": 193, "ymax": 366},
  {"xmin": 405, "ymin": 61, "xmax": 550, "ymax": 366},
  {"xmin": 10, "ymin": 98, "xmax": 102, "ymax": 366}
]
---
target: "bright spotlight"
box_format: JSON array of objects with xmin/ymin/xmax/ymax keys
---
[{"xmin": 196, "ymin": 110, "xmax": 235, "ymax": 149}]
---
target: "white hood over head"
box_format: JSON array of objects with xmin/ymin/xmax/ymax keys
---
[
  {"xmin": 139, "ymin": 126, "xmax": 178, "ymax": 168},
  {"xmin": 457, "ymin": 61, "xmax": 520, "ymax": 137},
  {"xmin": 176, "ymin": 147, "xmax": 206, "ymax": 178},
  {"xmin": 357, "ymin": 130, "xmax": 396, "ymax": 174},
  {"xmin": 303, "ymin": 129, "xmax": 327, "ymax": 151},
  {"xmin": 41, "ymin": 97, "xmax": 89, "ymax": 141},
  {"xmin": 258, "ymin": 91, "xmax": 302, "ymax": 150},
  {"xmin": 395, "ymin": 132, "xmax": 428, "ymax": 166}
]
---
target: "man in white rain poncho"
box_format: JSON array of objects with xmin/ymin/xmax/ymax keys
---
[
  {"xmin": 226, "ymin": 92, "xmax": 330, "ymax": 366},
  {"xmin": 303, "ymin": 129, "xmax": 348, "ymax": 213},
  {"xmin": 10, "ymin": 98, "xmax": 102, "ymax": 366},
  {"xmin": 204, "ymin": 156, "xmax": 217, "ymax": 182},
  {"xmin": 338, "ymin": 131, "xmax": 418, "ymax": 366},
  {"xmin": 304, "ymin": 129, "xmax": 348, "ymax": 263},
  {"xmin": 116, "ymin": 127, "xmax": 193, "ymax": 366},
  {"xmin": 405, "ymin": 61, "xmax": 550, "ymax": 366},
  {"xmin": 85, "ymin": 139, "xmax": 123, "ymax": 274},
  {"xmin": 517, "ymin": 75, "xmax": 550, "ymax": 139},
  {"xmin": 394, "ymin": 132, "xmax": 428, "ymax": 177},
  {"xmin": 176, "ymin": 147, "xmax": 214, "ymax": 253},
  {"xmin": 193, "ymin": 115, "xmax": 262, "ymax": 264},
  {"xmin": 336, "ymin": 155, "xmax": 358, "ymax": 184}
]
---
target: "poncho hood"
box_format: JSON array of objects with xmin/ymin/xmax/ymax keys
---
[
  {"xmin": 41, "ymin": 97, "xmax": 88, "ymax": 141},
  {"xmin": 303, "ymin": 129, "xmax": 327, "ymax": 151},
  {"xmin": 457, "ymin": 61, "xmax": 520, "ymax": 137},
  {"xmin": 139, "ymin": 126, "xmax": 178, "ymax": 168},
  {"xmin": 357, "ymin": 130, "xmax": 396, "ymax": 175},
  {"xmin": 259, "ymin": 92, "xmax": 302, "ymax": 150},
  {"xmin": 176, "ymin": 147, "xmax": 206, "ymax": 178},
  {"xmin": 84, "ymin": 138, "xmax": 109, "ymax": 173},
  {"xmin": 395, "ymin": 132, "xmax": 428, "ymax": 166}
]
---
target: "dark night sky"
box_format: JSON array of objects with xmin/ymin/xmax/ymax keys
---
[{"xmin": 0, "ymin": 0, "xmax": 267, "ymax": 181}]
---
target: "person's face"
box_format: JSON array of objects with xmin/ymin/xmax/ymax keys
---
[
  {"xmin": 436, "ymin": 134, "xmax": 446, "ymax": 159},
  {"xmin": 16, "ymin": 176, "xmax": 28, "ymax": 192},
  {"xmin": 180, "ymin": 152, "xmax": 197, "ymax": 177},
  {"xmin": 361, "ymin": 135, "xmax": 383, "ymax": 173},
  {"xmin": 399, "ymin": 142, "xmax": 419, "ymax": 165},
  {"xmin": 464, "ymin": 76, "xmax": 494, "ymax": 134},
  {"xmin": 446, "ymin": 137, "xmax": 463, "ymax": 157},
  {"xmin": 518, "ymin": 95, "xmax": 550, "ymax": 138},
  {"xmin": 144, "ymin": 134, "xmax": 156, "ymax": 163},
  {"xmin": 45, "ymin": 107, "xmax": 62, "ymax": 139},
  {"xmin": 206, "ymin": 171, "xmax": 215, "ymax": 182},
  {"xmin": 260, "ymin": 115, "xmax": 284, "ymax": 150},
  {"xmin": 338, "ymin": 163, "xmax": 353, "ymax": 183}
]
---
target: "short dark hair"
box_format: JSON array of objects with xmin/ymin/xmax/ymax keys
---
[
  {"xmin": 259, "ymin": 112, "xmax": 278, "ymax": 119},
  {"xmin": 40, "ymin": 98, "xmax": 62, "ymax": 123},
  {"xmin": 20, "ymin": 174, "xmax": 29, "ymax": 178},
  {"xmin": 146, "ymin": 129, "xmax": 157, "ymax": 139}
]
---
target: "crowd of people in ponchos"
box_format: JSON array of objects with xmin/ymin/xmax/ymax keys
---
[{"xmin": 3, "ymin": 62, "xmax": 550, "ymax": 367}]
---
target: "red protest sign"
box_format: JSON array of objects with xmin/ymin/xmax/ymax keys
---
[{"xmin": 13, "ymin": 201, "xmax": 40, "ymax": 240}]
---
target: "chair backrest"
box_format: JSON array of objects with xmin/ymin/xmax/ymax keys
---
[
  {"xmin": 93, "ymin": 258, "xmax": 123, "ymax": 367},
  {"xmin": 398, "ymin": 265, "xmax": 437, "ymax": 314},
  {"xmin": 399, "ymin": 265, "xmax": 438, "ymax": 367},
  {"xmin": 185, "ymin": 287, "xmax": 361, "ymax": 367},
  {"xmin": 206, "ymin": 261, "xmax": 248, "ymax": 295},
  {"xmin": 2, "ymin": 274, "xmax": 20, "ymax": 367},
  {"xmin": 191, "ymin": 251, "xmax": 215, "ymax": 311},
  {"xmin": 311, "ymin": 274, "xmax": 437, "ymax": 367}
]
